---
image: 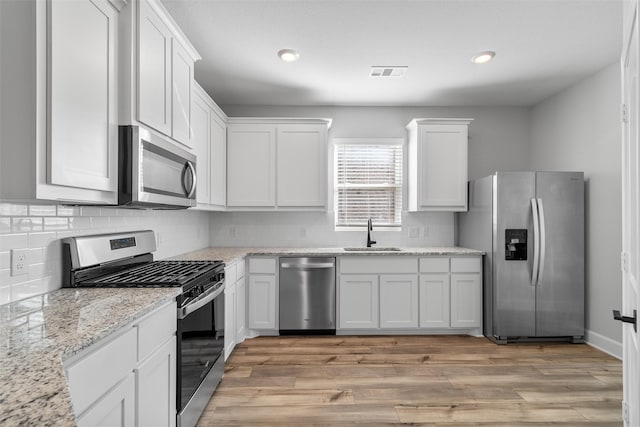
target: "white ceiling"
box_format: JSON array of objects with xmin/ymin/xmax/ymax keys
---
[{"xmin": 162, "ymin": 0, "xmax": 622, "ymax": 107}]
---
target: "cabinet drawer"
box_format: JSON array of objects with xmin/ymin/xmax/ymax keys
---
[
  {"xmin": 66, "ymin": 327, "xmax": 137, "ymax": 416},
  {"xmin": 137, "ymin": 301, "xmax": 176, "ymax": 362},
  {"xmin": 419, "ymin": 257, "xmax": 450, "ymax": 273},
  {"xmin": 340, "ymin": 257, "xmax": 418, "ymax": 274},
  {"xmin": 249, "ymin": 257, "xmax": 277, "ymax": 274},
  {"xmin": 451, "ymin": 257, "xmax": 482, "ymax": 273}
]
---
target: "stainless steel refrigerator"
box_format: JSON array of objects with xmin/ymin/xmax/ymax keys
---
[{"xmin": 457, "ymin": 171, "xmax": 584, "ymax": 343}]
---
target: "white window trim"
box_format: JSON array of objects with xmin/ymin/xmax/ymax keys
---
[{"xmin": 331, "ymin": 138, "xmax": 405, "ymax": 231}]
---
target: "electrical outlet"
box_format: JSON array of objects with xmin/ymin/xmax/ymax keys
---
[
  {"xmin": 229, "ymin": 226, "xmax": 236, "ymax": 238},
  {"xmin": 408, "ymin": 227, "xmax": 419, "ymax": 238},
  {"xmin": 300, "ymin": 228, "xmax": 307, "ymax": 238},
  {"xmin": 11, "ymin": 249, "xmax": 29, "ymax": 277},
  {"xmin": 421, "ymin": 227, "xmax": 430, "ymax": 237}
]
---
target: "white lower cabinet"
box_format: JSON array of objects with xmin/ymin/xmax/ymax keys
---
[
  {"xmin": 65, "ymin": 301, "xmax": 177, "ymax": 427},
  {"xmin": 77, "ymin": 373, "xmax": 135, "ymax": 427},
  {"xmin": 247, "ymin": 257, "xmax": 278, "ymax": 331},
  {"xmin": 136, "ymin": 337, "xmax": 177, "ymax": 427},
  {"xmin": 338, "ymin": 275, "xmax": 379, "ymax": 329},
  {"xmin": 248, "ymin": 274, "xmax": 277, "ymax": 329},
  {"xmin": 450, "ymin": 273, "xmax": 482, "ymax": 328},
  {"xmin": 224, "ymin": 281, "xmax": 237, "ymax": 360},
  {"xmin": 380, "ymin": 275, "xmax": 418, "ymax": 329},
  {"xmin": 236, "ymin": 276, "xmax": 246, "ymax": 341},
  {"xmin": 419, "ymin": 274, "xmax": 450, "ymax": 328},
  {"xmin": 336, "ymin": 255, "xmax": 482, "ymax": 334}
]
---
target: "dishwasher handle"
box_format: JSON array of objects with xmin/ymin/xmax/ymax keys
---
[{"xmin": 281, "ymin": 262, "xmax": 335, "ymax": 269}]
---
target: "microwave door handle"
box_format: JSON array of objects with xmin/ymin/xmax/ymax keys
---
[{"xmin": 183, "ymin": 161, "xmax": 197, "ymax": 198}]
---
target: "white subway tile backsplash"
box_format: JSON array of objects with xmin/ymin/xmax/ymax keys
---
[
  {"xmin": 0, "ymin": 202, "xmax": 210, "ymax": 304},
  {"xmin": 0, "ymin": 204, "xmax": 28, "ymax": 216},
  {"xmin": 0, "ymin": 251, "xmax": 8, "ymax": 270},
  {"xmin": 0, "ymin": 285, "xmax": 10, "ymax": 305},
  {"xmin": 0, "ymin": 218, "xmax": 10, "ymax": 234},
  {"xmin": 28, "ymin": 232, "xmax": 57, "ymax": 248},
  {"xmin": 57, "ymin": 206, "xmax": 80, "ymax": 216},
  {"xmin": 28, "ymin": 205, "xmax": 57, "ymax": 216},
  {"xmin": 43, "ymin": 217, "xmax": 69, "ymax": 231},
  {"xmin": 0, "ymin": 233, "xmax": 28, "ymax": 251},
  {"xmin": 12, "ymin": 217, "xmax": 44, "ymax": 233},
  {"xmin": 11, "ymin": 279, "xmax": 44, "ymax": 301}
]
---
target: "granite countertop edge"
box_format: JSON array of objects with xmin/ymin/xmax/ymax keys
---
[
  {"xmin": 0, "ymin": 287, "xmax": 181, "ymax": 427},
  {"xmin": 171, "ymin": 246, "xmax": 485, "ymax": 264}
]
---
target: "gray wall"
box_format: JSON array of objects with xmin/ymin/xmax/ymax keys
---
[
  {"xmin": 529, "ymin": 63, "xmax": 622, "ymax": 355},
  {"xmin": 212, "ymin": 106, "xmax": 530, "ymax": 247}
]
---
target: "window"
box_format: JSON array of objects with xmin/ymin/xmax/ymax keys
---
[{"xmin": 334, "ymin": 139, "xmax": 403, "ymax": 229}]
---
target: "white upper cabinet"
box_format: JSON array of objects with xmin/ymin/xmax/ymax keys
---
[
  {"xmin": 0, "ymin": 0, "xmax": 121, "ymax": 204},
  {"xmin": 120, "ymin": 0, "xmax": 200, "ymax": 147},
  {"xmin": 226, "ymin": 118, "xmax": 330, "ymax": 210},
  {"xmin": 227, "ymin": 124, "xmax": 277, "ymax": 207},
  {"xmin": 406, "ymin": 118, "xmax": 473, "ymax": 211},
  {"xmin": 276, "ymin": 125, "xmax": 328, "ymax": 208},
  {"xmin": 192, "ymin": 83, "xmax": 227, "ymax": 210}
]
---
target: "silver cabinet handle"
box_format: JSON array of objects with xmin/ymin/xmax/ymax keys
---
[
  {"xmin": 537, "ymin": 197, "xmax": 546, "ymax": 284},
  {"xmin": 182, "ymin": 161, "xmax": 197, "ymax": 198},
  {"xmin": 530, "ymin": 198, "xmax": 540, "ymax": 286},
  {"xmin": 281, "ymin": 262, "xmax": 335, "ymax": 269},
  {"xmin": 178, "ymin": 284, "xmax": 223, "ymax": 319}
]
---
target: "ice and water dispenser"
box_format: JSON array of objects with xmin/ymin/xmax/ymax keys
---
[{"xmin": 505, "ymin": 229, "xmax": 527, "ymax": 260}]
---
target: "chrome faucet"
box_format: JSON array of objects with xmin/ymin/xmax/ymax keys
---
[{"xmin": 366, "ymin": 218, "xmax": 377, "ymax": 248}]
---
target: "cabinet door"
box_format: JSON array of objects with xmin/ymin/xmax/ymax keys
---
[
  {"xmin": 136, "ymin": 337, "xmax": 176, "ymax": 427},
  {"xmin": 417, "ymin": 124, "xmax": 467, "ymax": 210},
  {"xmin": 276, "ymin": 125, "xmax": 327, "ymax": 207},
  {"xmin": 380, "ymin": 275, "xmax": 418, "ymax": 328},
  {"xmin": 450, "ymin": 273, "xmax": 481, "ymax": 328},
  {"xmin": 192, "ymin": 90, "xmax": 210, "ymax": 205},
  {"xmin": 227, "ymin": 125, "xmax": 276, "ymax": 207},
  {"xmin": 209, "ymin": 114, "xmax": 227, "ymax": 207},
  {"xmin": 224, "ymin": 283, "xmax": 237, "ymax": 360},
  {"xmin": 419, "ymin": 274, "xmax": 450, "ymax": 328},
  {"xmin": 338, "ymin": 275, "xmax": 379, "ymax": 329},
  {"xmin": 248, "ymin": 275, "xmax": 277, "ymax": 329},
  {"xmin": 138, "ymin": 0, "xmax": 172, "ymax": 136},
  {"xmin": 235, "ymin": 276, "xmax": 246, "ymax": 344},
  {"xmin": 77, "ymin": 373, "xmax": 135, "ymax": 427},
  {"xmin": 48, "ymin": 0, "xmax": 118, "ymax": 193},
  {"xmin": 171, "ymin": 39, "xmax": 193, "ymax": 146}
]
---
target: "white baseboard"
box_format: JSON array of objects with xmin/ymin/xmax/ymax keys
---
[{"xmin": 585, "ymin": 329, "xmax": 622, "ymax": 360}]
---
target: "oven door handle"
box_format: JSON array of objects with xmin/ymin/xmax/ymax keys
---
[{"xmin": 178, "ymin": 284, "xmax": 224, "ymax": 320}]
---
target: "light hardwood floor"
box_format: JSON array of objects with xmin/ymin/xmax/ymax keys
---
[{"xmin": 197, "ymin": 335, "xmax": 622, "ymax": 426}]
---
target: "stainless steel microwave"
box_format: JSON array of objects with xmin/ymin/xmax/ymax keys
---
[{"xmin": 118, "ymin": 125, "xmax": 197, "ymax": 209}]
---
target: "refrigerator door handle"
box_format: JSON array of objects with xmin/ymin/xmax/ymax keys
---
[
  {"xmin": 537, "ymin": 197, "xmax": 546, "ymax": 284},
  {"xmin": 531, "ymin": 198, "xmax": 540, "ymax": 286}
]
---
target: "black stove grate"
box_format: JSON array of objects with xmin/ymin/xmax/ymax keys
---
[{"xmin": 84, "ymin": 260, "xmax": 223, "ymax": 287}]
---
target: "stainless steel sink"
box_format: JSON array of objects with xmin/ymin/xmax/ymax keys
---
[{"xmin": 343, "ymin": 247, "xmax": 402, "ymax": 252}]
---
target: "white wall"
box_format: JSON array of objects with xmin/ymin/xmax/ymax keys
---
[
  {"xmin": 0, "ymin": 203, "xmax": 210, "ymax": 304},
  {"xmin": 213, "ymin": 106, "xmax": 530, "ymax": 247},
  {"xmin": 529, "ymin": 63, "xmax": 622, "ymax": 356}
]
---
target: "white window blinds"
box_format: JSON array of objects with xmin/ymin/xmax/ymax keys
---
[{"xmin": 334, "ymin": 142, "xmax": 403, "ymax": 228}]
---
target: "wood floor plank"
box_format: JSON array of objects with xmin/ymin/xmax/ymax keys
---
[{"xmin": 196, "ymin": 335, "xmax": 622, "ymax": 426}]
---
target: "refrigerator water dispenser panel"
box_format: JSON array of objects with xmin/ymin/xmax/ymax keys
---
[{"xmin": 505, "ymin": 229, "xmax": 527, "ymax": 260}]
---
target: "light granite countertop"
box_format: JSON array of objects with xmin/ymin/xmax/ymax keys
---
[
  {"xmin": 0, "ymin": 287, "xmax": 181, "ymax": 427},
  {"xmin": 171, "ymin": 246, "xmax": 484, "ymax": 265}
]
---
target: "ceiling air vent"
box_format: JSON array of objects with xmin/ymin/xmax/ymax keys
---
[{"xmin": 370, "ymin": 66, "xmax": 408, "ymax": 77}]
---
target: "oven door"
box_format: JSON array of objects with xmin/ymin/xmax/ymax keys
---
[{"xmin": 177, "ymin": 288, "xmax": 224, "ymax": 427}]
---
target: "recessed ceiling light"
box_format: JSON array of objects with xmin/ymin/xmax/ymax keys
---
[
  {"xmin": 471, "ymin": 51, "xmax": 496, "ymax": 64},
  {"xmin": 278, "ymin": 49, "xmax": 300, "ymax": 62}
]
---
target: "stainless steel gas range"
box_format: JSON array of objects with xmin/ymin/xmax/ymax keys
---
[{"xmin": 62, "ymin": 230, "xmax": 225, "ymax": 427}]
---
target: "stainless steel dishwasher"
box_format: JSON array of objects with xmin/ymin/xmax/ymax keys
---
[{"xmin": 279, "ymin": 257, "xmax": 336, "ymax": 334}]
